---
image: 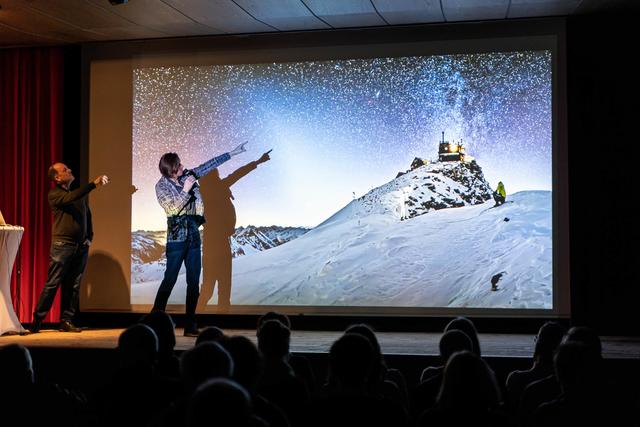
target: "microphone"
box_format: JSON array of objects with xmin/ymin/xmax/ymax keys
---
[{"xmin": 182, "ymin": 169, "xmax": 200, "ymax": 194}]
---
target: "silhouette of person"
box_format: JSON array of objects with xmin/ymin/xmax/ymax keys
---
[{"xmin": 198, "ymin": 150, "xmax": 272, "ymax": 311}]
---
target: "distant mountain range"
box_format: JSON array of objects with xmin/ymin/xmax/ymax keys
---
[{"xmin": 132, "ymin": 225, "xmax": 310, "ymax": 266}]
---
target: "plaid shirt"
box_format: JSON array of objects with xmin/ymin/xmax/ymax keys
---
[{"xmin": 156, "ymin": 152, "xmax": 231, "ymax": 242}]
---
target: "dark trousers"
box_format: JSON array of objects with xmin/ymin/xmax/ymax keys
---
[
  {"xmin": 152, "ymin": 236, "xmax": 201, "ymax": 327},
  {"xmin": 34, "ymin": 241, "xmax": 89, "ymax": 322}
]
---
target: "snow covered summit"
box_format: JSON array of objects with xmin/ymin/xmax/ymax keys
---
[{"xmin": 321, "ymin": 159, "xmax": 494, "ymax": 227}]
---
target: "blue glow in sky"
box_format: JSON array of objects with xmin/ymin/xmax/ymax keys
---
[{"xmin": 132, "ymin": 50, "xmax": 552, "ymax": 231}]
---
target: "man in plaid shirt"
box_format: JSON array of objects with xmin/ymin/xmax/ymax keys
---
[{"xmin": 152, "ymin": 142, "xmax": 247, "ymax": 336}]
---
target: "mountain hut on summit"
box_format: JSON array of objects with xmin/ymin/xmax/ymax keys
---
[{"xmin": 438, "ymin": 131, "xmax": 473, "ymax": 163}]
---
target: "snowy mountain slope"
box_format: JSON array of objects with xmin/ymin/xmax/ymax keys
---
[
  {"xmin": 231, "ymin": 190, "xmax": 552, "ymax": 308},
  {"xmin": 320, "ymin": 160, "xmax": 493, "ymax": 227}
]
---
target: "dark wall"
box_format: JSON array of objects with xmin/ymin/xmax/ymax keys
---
[{"xmin": 567, "ymin": 14, "xmax": 640, "ymax": 335}]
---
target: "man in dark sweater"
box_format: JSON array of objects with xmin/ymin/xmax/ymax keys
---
[{"xmin": 29, "ymin": 163, "xmax": 109, "ymax": 333}]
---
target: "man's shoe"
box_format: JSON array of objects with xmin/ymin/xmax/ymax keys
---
[
  {"xmin": 59, "ymin": 320, "xmax": 82, "ymax": 333},
  {"xmin": 28, "ymin": 317, "xmax": 42, "ymax": 334},
  {"xmin": 183, "ymin": 326, "xmax": 200, "ymax": 337}
]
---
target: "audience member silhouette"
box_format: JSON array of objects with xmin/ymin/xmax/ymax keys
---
[
  {"xmin": 419, "ymin": 350, "xmax": 511, "ymax": 426},
  {"xmin": 0, "ymin": 344, "xmax": 85, "ymax": 427},
  {"xmin": 221, "ymin": 335, "xmax": 291, "ymax": 427},
  {"xmin": 187, "ymin": 378, "xmax": 267, "ymax": 427},
  {"xmin": 307, "ymin": 332, "xmax": 408, "ymax": 427},
  {"xmin": 505, "ymin": 321, "xmax": 566, "ymax": 412},
  {"xmin": 444, "ymin": 316, "xmax": 482, "ymax": 356},
  {"xmin": 90, "ymin": 324, "xmax": 178, "ymax": 427},
  {"xmin": 199, "ymin": 151, "xmax": 271, "ymax": 311},
  {"xmin": 181, "ymin": 341, "xmax": 234, "ymax": 393},
  {"xmin": 140, "ymin": 310, "xmax": 180, "ymax": 378},
  {"xmin": 532, "ymin": 340, "xmax": 624, "ymax": 426},
  {"xmin": 257, "ymin": 319, "xmax": 309, "ymax": 426},
  {"xmin": 195, "ymin": 325, "xmax": 226, "ymax": 345},
  {"xmin": 157, "ymin": 341, "xmax": 234, "ymax": 427},
  {"xmin": 518, "ymin": 325, "xmax": 602, "ymax": 424},
  {"xmin": 412, "ymin": 329, "xmax": 473, "ymax": 417},
  {"xmin": 257, "ymin": 311, "xmax": 316, "ymax": 392},
  {"xmin": 345, "ymin": 323, "xmax": 408, "ymax": 409}
]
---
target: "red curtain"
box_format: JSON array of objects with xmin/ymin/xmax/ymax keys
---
[{"xmin": 0, "ymin": 48, "xmax": 64, "ymax": 323}]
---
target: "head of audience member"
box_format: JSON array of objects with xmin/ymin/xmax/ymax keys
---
[
  {"xmin": 257, "ymin": 311, "xmax": 291, "ymax": 330},
  {"xmin": 187, "ymin": 378, "xmax": 254, "ymax": 427},
  {"xmin": 562, "ymin": 326, "xmax": 602, "ymax": 359},
  {"xmin": 196, "ymin": 326, "xmax": 226, "ymax": 346},
  {"xmin": 181, "ymin": 342, "xmax": 234, "ymax": 393},
  {"xmin": 328, "ymin": 333, "xmax": 375, "ymax": 393},
  {"xmin": 117, "ymin": 324, "xmax": 159, "ymax": 370},
  {"xmin": 344, "ymin": 323, "xmax": 385, "ymax": 384},
  {"xmin": 554, "ymin": 341, "xmax": 601, "ymax": 394},
  {"xmin": 221, "ymin": 335, "xmax": 263, "ymax": 393},
  {"xmin": 444, "ymin": 317, "xmax": 481, "ymax": 356},
  {"xmin": 257, "ymin": 319, "xmax": 290, "ymax": 362},
  {"xmin": 439, "ymin": 329, "xmax": 473, "ymax": 365},
  {"xmin": 0, "ymin": 344, "xmax": 34, "ymax": 389},
  {"xmin": 437, "ymin": 350, "xmax": 501, "ymax": 411},
  {"xmin": 533, "ymin": 321, "xmax": 567, "ymax": 365},
  {"xmin": 139, "ymin": 310, "xmax": 176, "ymax": 359}
]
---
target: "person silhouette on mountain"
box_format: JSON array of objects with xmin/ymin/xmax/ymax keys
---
[
  {"xmin": 198, "ymin": 150, "xmax": 272, "ymax": 311},
  {"xmin": 493, "ymin": 181, "xmax": 506, "ymax": 207}
]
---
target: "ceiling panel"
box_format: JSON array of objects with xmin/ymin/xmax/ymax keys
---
[
  {"xmin": 162, "ymin": 0, "xmax": 275, "ymax": 34},
  {"xmin": 85, "ymin": 0, "xmax": 212, "ymax": 36},
  {"xmin": 441, "ymin": 0, "xmax": 510, "ymax": 21},
  {"xmin": 232, "ymin": 0, "xmax": 331, "ymax": 31},
  {"xmin": 0, "ymin": 22, "xmax": 57, "ymax": 47},
  {"xmin": 372, "ymin": 0, "xmax": 444, "ymax": 25},
  {"xmin": 508, "ymin": 0, "xmax": 583, "ymax": 18},
  {"xmin": 302, "ymin": 0, "xmax": 387, "ymax": 28},
  {"xmin": 0, "ymin": 3, "xmax": 95, "ymax": 44}
]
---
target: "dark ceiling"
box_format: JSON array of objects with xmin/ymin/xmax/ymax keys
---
[{"xmin": 0, "ymin": 0, "xmax": 633, "ymax": 48}]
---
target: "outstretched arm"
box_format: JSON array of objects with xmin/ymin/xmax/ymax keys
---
[
  {"xmin": 193, "ymin": 142, "xmax": 249, "ymax": 178},
  {"xmin": 48, "ymin": 175, "xmax": 109, "ymax": 208},
  {"xmin": 222, "ymin": 150, "xmax": 272, "ymax": 187}
]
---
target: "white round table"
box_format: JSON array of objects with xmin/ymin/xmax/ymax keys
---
[{"xmin": 0, "ymin": 226, "xmax": 25, "ymax": 335}]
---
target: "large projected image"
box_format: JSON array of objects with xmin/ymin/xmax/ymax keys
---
[{"xmin": 131, "ymin": 50, "xmax": 552, "ymax": 309}]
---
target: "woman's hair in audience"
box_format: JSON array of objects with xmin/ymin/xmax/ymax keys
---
[
  {"xmin": 437, "ymin": 350, "xmax": 501, "ymax": 411},
  {"xmin": 444, "ymin": 317, "xmax": 481, "ymax": 356},
  {"xmin": 187, "ymin": 378, "xmax": 254, "ymax": 427},
  {"xmin": 139, "ymin": 310, "xmax": 176, "ymax": 356},
  {"xmin": 196, "ymin": 326, "xmax": 226, "ymax": 346},
  {"xmin": 257, "ymin": 319, "xmax": 291, "ymax": 360},
  {"xmin": 257, "ymin": 311, "xmax": 291, "ymax": 330},
  {"xmin": 329, "ymin": 332, "xmax": 375, "ymax": 389}
]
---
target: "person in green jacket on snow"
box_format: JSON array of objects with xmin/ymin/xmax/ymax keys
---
[{"xmin": 493, "ymin": 181, "xmax": 506, "ymax": 206}]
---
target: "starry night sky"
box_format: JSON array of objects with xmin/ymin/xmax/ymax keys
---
[{"xmin": 132, "ymin": 50, "xmax": 552, "ymax": 231}]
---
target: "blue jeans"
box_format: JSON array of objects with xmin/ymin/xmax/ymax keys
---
[
  {"xmin": 34, "ymin": 241, "xmax": 89, "ymax": 322},
  {"xmin": 152, "ymin": 236, "xmax": 201, "ymax": 326}
]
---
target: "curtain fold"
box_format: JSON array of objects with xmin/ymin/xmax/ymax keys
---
[{"xmin": 0, "ymin": 47, "xmax": 65, "ymax": 322}]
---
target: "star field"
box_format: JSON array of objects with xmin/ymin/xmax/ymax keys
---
[{"xmin": 132, "ymin": 50, "xmax": 552, "ymax": 231}]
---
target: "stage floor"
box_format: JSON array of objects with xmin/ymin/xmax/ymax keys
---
[{"xmin": 2, "ymin": 328, "xmax": 639, "ymax": 358}]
